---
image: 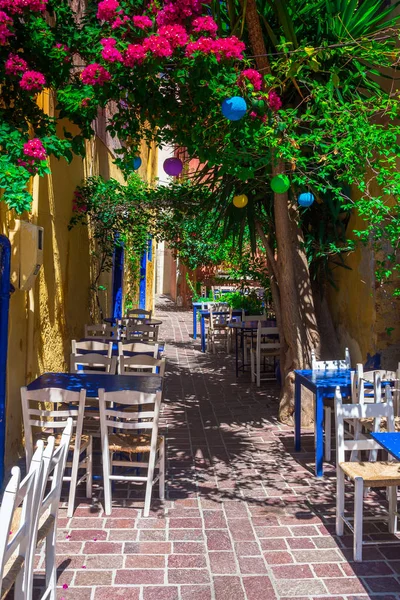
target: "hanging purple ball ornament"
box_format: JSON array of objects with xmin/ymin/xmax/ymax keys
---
[{"xmin": 163, "ymin": 157, "xmax": 183, "ymax": 177}]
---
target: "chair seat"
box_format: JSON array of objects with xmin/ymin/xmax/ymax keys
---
[
  {"xmin": 33, "ymin": 432, "xmax": 90, "ymax": 449},
  {"xmin": 108, "ymin": 433, "xmax": 164, "ymax": 454},
  {"xmin": 340, "ymin": 461, "xmax": 400, "ymax": 486}
]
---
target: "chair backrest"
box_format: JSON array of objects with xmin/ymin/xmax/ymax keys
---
[
  {"xmin": 126, "ymin": 324, "xmax": 158, "ymax": 342},
  {"xmin": 99, "ymin": 389, "xmax": 163, "ymax": 454},
  {"xmin": 335, "ymin": 384, "xmax": 394, "ymax": 464},
  {"xmin": 209, "ymin": 306, "xmax": 231, "ymax": 330},
  {"xmin": 72, "ymin": 339, "xmax": 113, "ymax": 358},
  {"xmin": 0, "ymin": 441, "xmax": 46, "ymax": 599},
  {"xmin": 257, "ymin": 323, "xmax": 280, "ymax": 347},
  {"xmin": 118, "ymin": 341, "xmax": 159, "ymax": 358},
  {"xmin": 242, "ymin": 311, "xmax": 266, "ymax": 322},
  {"xmin": 126, "ymin": 309, "xmax": 152, "ymax": 319},
  {"xmin": 311, "ymin": 347, "xmax": 351, "ymax": 371},
  {"xmin": 120, "ymin": 355, "xmax": 166, "ymax": 377},
  {"xmin": 84, "ymin": 324, "xmax": 119, "ymax": 339},
  {"xmin": 351, "ymin": 364, "xmax": 397, "ymax": 404},
  {"xmin": 21, "ymin": 387, "xmax": 87, "ymax": 465},
  {"xmin": 70, "ymin": 353, "xmax": 117, "ymax": 374}
]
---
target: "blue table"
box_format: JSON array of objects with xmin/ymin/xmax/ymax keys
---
[
  {"xmin": 27, "ymin": 372, "xmax": 162, "ymax": 398},
  {"xmin": 371, "ymin": 432, "xmax": 400, "ymax": 460},
  {"xmin": 294, "ymin": 369, "xmax": 353, "ymax": 477},
  {"xmin": 199, "ymin": 310, "xmax": 243, "ymax": 353},
  {"xmin": 192, "ymin": 300, "xmax": 212, "ymax": 339}
]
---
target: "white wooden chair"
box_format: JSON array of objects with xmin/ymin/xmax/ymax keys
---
[
  {"xmin": 118, "ymin": 341, "xmax": 159, "ymax": 359},
  {"xmin": 84, "ymin": 324, "xmax": 119, "ymax": 340},
  {"xmin": 207, "ymin": 305, "xmax": 232, "ymax": 354},
  {"xmin": 126, "ymin": 324, "xmax": 158, "ymax": 342},
  {"xmin": 21, "ymin": 387, "xmax": 92, "ymax": 518},
  {"xmin": 120, "ymin": 355, "xmax": 166, "ymax": 377},
  {"xmin": 241, "ymin": 311, "xmax": 266, "ymax": 362},
  {"xmin": 70, "ymin": 353, "xmax": 117, "ymax": 375},
  {"xmin": 126, "ymin": 309, "xmax": 152, "ymax": 320},
  {"xmin": 335, "ymin": 385, "xmax": 400, "ymax": 561},
  {"xmin": 72, "ymin": 339, "xmax": 113, "ymax": 358},
  {"xmin": 34, "ymin": 419, "xmax": 72, "ymax": 600},
  {"xmin": 250, "ymin": 323, "xmax": 280, "ymax": 387},
  {"xmin": 99, "ymin": 389, "xmax": 165, "ymax": 517},
  {"xmin": 0, "ymin": 442, "xmax": 45, "ymax": 600},
  {"xmin": 311, "ymin": 347, "xmax": 351, "ymax": 462}
]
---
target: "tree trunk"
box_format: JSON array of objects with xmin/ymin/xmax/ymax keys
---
[{"xmin": 244, "ymin": 0, "xmax": 321, "ymax": 424}]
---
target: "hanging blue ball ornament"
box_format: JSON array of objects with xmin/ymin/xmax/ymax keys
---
[
  {"xmin": 133, "ymin": 156, "xmax": 142, "ymax": 170},
  {"xmin": 298, "ymin": 192, "xmax": 315, "ymax": 207},
  {"xmin": 221, "ymin": 97, "xmax": 247, "ymax": 121}
]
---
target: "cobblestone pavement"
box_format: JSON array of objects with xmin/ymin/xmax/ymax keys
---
[{"xmin": 34, "ymin": 297, "xmax": 400, "ymax": 599}]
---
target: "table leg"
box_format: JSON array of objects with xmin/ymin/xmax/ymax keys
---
[
  {"xmin": 315, "ymin": 389, "xmax": 324, "ymax": 477},
  {"xmin": 294, "ymin": 376, "xmax": 301, "ymax": 451},
  {"xmin": 235, "ymin": 328, "xmax": 239, "ymax": 377},
  {"xmin": 201, "ymin": 315, "xmax": 206, "ymax": 353},
  {"xmin": 193, "ymin": 306, "xmax": 197, "ymax": 339}
]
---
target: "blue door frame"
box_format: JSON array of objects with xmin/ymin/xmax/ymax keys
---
[
  {"xmin": 0, "ymin": 236, "xmax": 11, "ymax": 486},
  {"xmin": 112, "ymin": 238, "xmax": 124, "ymax": 319},
  {"xmin": 139, "ymin": 249, "xmax": 147, "ymax": 310}
]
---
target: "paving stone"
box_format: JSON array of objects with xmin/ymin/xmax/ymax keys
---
[
  {"xmin": 93, "ymin": 588, "xmax": 140, "ymax": 599},
  {"xmin": 142, "ymin": 587, "xmax": 179, "ymax": 600},
  {"xmin": 115, "ymin": 569, "xmax": 165, "ymax": 584},
  {"xmin": 209, "ymin": 551, "xmax": 238, "ymax": 574},
  {"xmin": 213, "ymin": 576, "xmax": 246, "ymax": 600}
]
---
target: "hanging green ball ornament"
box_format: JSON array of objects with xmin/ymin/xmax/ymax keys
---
[
  {"xmin": 233, "ymin": 194, "xmax": 248, "ymax": 208},
  {"xmin": 271, "ymin": 174, "xmax": 290, "ymax": 194}
]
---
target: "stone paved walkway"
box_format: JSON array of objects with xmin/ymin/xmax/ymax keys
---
[{"xmin": 35, "ymin": 297, "xmax": 400, "ymax": 599}]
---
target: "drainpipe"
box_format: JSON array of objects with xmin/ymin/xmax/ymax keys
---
[{"xmin": 0, "ymin": 235, "xmax": 11, "ymax": 486}]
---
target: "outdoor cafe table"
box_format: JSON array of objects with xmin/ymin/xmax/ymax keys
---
[
  {"xmin": 229, "ymin": 320, "xmax": 277, "ymax": 378},
  {"xmin": 192, "ymin": 300, "xmax": 213, "ymax": 339},
  {"xmin": 370, "ymin": 432, "xmax": 400, "ymax": 461},
  {"xmin": 199, "ymin": 309, "xmax": 243, "ymax": 353},
  {"xmin": 294, "ymin": 369, "xmax": 353, "ymax": 477},
  {"xmin": 27, "ymin": 372, "xmax": 163, "ymax": 397}
]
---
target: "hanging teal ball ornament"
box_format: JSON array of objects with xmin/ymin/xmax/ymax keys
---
[
  {"xmin": 270, "ymin": 174, "xmax": 290, "ymax": 194},
  {"xmin": 221, "ymin": 97, "xmax": 247, "ymax": 121},
  {"xmin": 298, "ymin": 192, "xmax": 315, "ymax": 207},
  {"xmin": 133, "ymin": 156, "xmax": 142, "ymax": 170}
]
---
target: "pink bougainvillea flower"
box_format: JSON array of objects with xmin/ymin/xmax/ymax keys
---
[
  {"xmin": 0, "ymin": 0, "xmax": 46, "ymax": 12},
  {"xmin": 82, "ymin": 565, "xmax": 86, "ymax": 569},
  {"xmin": 142, "ymin": 35, "xmax": 173, "ymax": 58},
  {"xmin": 132, "ymin": 15, "xmax": 153, "ymax": 29},
  {"xmin": 19, "ymin": 70, "xmax": 46, "ymax": 92},
  {"xmin": 65, "ymin": 534, "xmax": 71, "ymax": 539},
  {"xmin": 192, "ymin": 16, "xmax": 218, "ymax": 37},
  {"xmin": 213, "ymin": 36, "xmax": 245, "ymax": 61},
  {"xmin": 81, "ymin": 97, "xmax": 91, "ymax": 107},
  {"xmin": 123, "ymin": 43, "xmax": 146, "ymax": 66},
  {"xmin": 268, "ymin": 89, "xmax": 282, "ymax": 111},
  {"xmin": 158, "ymin": 24, "xmax": 188, "ymax": 48},
  {"xmin": 5, "ymin": 53, "xmax": 28, "ymax": 75},
  {"xmin": 100, "ymin": 38, "xmax": 123, "ymax": 63},
  {"xmin": 81, "ymin": 63, "xmax": 111, "ymax": 86},
  {"xmin": 55, "ymin": 43, "xmax": 69, "ymax": 52},
  {"xmin": 97, "ymin": 0, "xmax": 119, "ymax": 22},
  {"xmin": 185, "ymin": 36, "xmax": 214, "ymax": 57},
  {"xmin": 111, "ymin": 14, "xmax": 129, "ymax": 29},
  {"xmin": 239, "ymin": 68, "xmax": 262, "ymax": 91},
  {"xmin": 62, "ymin": 584, "xmax": 68, "ymax": 590},
  {"xmin": 0, "ymin": 11, "xmax": 13, "ymax": 45},
  {"xmin": 23, "ymin": 138, "xmax": 47, "ymax": 161},
  {"xmin": 156, "ymin": 0, "xmax": 202, "ymax": 26}
]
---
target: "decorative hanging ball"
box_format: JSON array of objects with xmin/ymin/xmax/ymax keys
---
[
  {"xmin": 221, "ymin": 96, "xmax": 247, "ymax": 121},
  {"xmin": 298, "ymin": 192, "xmax": 315, "ymax": 207},
  {"xmin": 270, "ymin": 174, "xmax": 290, "ymax": 194},
  {"xmin": 163, "ymin": 157, "xmax": 183, "ymax": 177},
  {"xmin": 133, "ymin": 156, "xmax": 142, "ymax": 170},
  {"xmin": 233, "ymin": 194, "xmax": 248, "ymax": 208}
]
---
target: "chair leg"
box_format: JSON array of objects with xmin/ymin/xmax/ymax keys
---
[
  {"xmin": 144, "ymin": 453, "xmax": 157, "ymax": 517},
  {"xmin": 250, "ymin": 350, "xmax": 255, "ymax": 383},
  {"xmin": 102, "ymin": 447, "xmax": 112, "ymax": 516},
  {"xmin": 354, "ymin": 477, "xmax": 364, "ymax": 562},
  {"xmin": 388, "ymin": 486, "xmax": 397, "ymax": 534},
  {"xmin": 158, "ymin": 441, "xmax": 165, "ymax": 501},
  {"xmin": 324, "ymin": 406, "xmax": 331, "ymax": 462},
  {"xmin": 336, "ymin": 467, "xmax": 345, "ymax": 536},
  {"xmin": 86, "ymin": 437, "xmax": 93, "ymax": 499},
  {"xmin": 67, "ymin": 446, "xmax": 81, "ymax": 518},
  {"xmin": 45, "ymin": 524, "xmax": 57, "ymax": 600},
  {"xmin": 256, "ymin": 355, "xmax": 260, "ymax": 388}
]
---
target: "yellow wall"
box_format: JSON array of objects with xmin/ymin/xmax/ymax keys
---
[{"xmin": 1, "ymin": 111, "xmax": 125, "ymax": 467}]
